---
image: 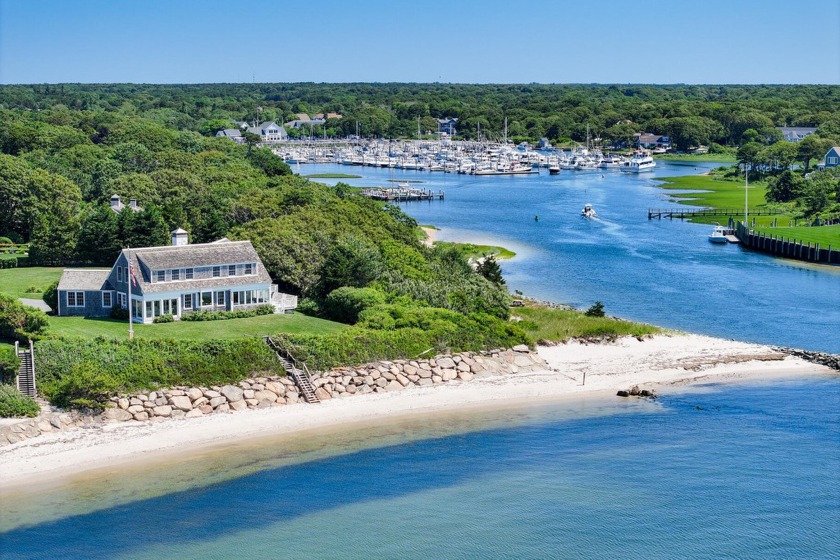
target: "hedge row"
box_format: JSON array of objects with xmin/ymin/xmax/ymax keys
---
[
  {"xmin": 272, "ymin": 313, "xmax": 528, "ymax": 371},
  {"xmin": 35, "ymin": 337, "xmax": 283, "ymax": 408}
]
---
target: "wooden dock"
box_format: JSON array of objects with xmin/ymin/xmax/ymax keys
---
[
  {"xmin": 648, "ymin": 208, "xmax": 783, "ymax": 220},
  {"xmin": 361, "ymin": 187, "xmax": 445, "ymax": 202}
]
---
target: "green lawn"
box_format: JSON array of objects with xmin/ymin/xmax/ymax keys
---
[
  {"xmin": 0, "ymin": 267, "xmax": 63, "ymax": 298},
  {"xmin": 48, "ymin": 312, "xmax": 345, "ymax": 341},
  {"xmin": 437, "ymin": 241, "xmax": 516, "ymax": 260},
  {"xmin": 751, "ymin": 224, "xmax": 840, "ymax": 248},
  {"xmin": 657, "ymin": 174, "xmax": 767, "ymax": 211}
]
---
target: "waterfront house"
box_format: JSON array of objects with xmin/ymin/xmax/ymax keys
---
[
  {"xmin": 635, "ymin": 133, "xmax": 672, "ymax": 149},
  {"xmin": 246, "ymin": 122, "xmax": 287, "ymax": 142},
  {"xmin": 216, "ymin": 128, "xmax": 246, "ymax": 143},
  {"xmin": 825, "ymin": 147, "xmax": 840, "ymax": 168},
  {"xmin": 778, "ymin": 126, "xmax": 817, "ymax": 142},
  {"xmin": 56, "ymin": 229, "xmax": 297, "ymax": 323}
]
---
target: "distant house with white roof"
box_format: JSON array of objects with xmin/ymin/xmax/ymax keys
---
[{"xmin": 635, "ymin": 133, "xmax": 672, "ymax": 149}]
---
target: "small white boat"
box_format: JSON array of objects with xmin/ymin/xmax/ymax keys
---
[
  {"xmin": 582, "ymin": 203, "xmax": 596, "ymax": 218},
  {"xmin": 708, "ymin": 224, "xmax": 728, "ymax": 243}
]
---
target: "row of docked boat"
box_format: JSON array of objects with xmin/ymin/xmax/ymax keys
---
[{"xmin": 272, "ymin": 139, "xmax": 656, "ymax": 176}]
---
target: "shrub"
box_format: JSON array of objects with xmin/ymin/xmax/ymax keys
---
[
  {"xmin": 0, "ymin": 384, "xmax": 40, "ymax": 418},
  {"xmin": 110, "ymin": 306, "xmax": 129, "ymax": 320},
  {"xmin": 322, "ymin": 286, "xmax": 386, "ymax": 324},
  {"xmin": 180, "ymin": 304, "xmax": 274, "ymax": 322},
  {"xmin": 153, "ymin": 313, "xmax": 174, "ymax": 323},
  {"xmin": 0, "ymin": 258, "xmax": 18, "ymax": 269},
  {"xmin": 585, "ymin": 301, "xmax": 605, "ymax": 317},
  {"xmin": 0, "ymin": 347, "xmax": 21, "ymax": 384},
  {"xmin": 0, "ymin": 292, "xmax": 49, "ymax": 342},
  {"xmin": 50, "ymin": 364, "xmax": 120, "ymax": 411},
  {"xmin": 42, "ymin": 280, "xmax": 58, "ymax": 313}
]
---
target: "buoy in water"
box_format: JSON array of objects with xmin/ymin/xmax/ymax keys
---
[{"xmin": 534, "ymin": 215, "xmax": 539, "ymax": 221}]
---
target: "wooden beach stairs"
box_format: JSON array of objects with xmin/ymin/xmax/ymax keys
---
[
  {"xmin": 15, "ymin": 340, "xmax": 36, "ymax": 397},
  {"xmin": 263, "ymin": 336, "xmax": 320, "ymax": 404}
]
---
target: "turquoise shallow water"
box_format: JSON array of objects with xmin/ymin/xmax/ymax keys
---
[{"xmin": 2, "ymin": 378, "xmax": 838, "ymax": 559}]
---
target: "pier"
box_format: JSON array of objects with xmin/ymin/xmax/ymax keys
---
[
  {"xmin": 647, "ymin": 208, "xmax": 783, "ymax": 220},
  {"xmin": 361, "ymin": 187, "xmax": 445, "ymax": 202}
]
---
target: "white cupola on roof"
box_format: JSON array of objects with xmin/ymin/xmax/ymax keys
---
[{"xmin": 171, "ymin": 228, "xmax": 189, "ymax": 247}]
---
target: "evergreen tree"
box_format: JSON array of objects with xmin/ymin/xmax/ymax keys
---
[
  {"xmin": 76, "ymin": 204, "xmax": 121, "ymax": 265},
  {"xmin": 476, "ymin": 254, "xmax": 505, "ymax": 286}
]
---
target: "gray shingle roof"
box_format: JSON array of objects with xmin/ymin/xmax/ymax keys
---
[
  {"xmin": 58, "ymin": 269, "xmax": 113, "ymax": 291},
  {"xmin": 124, "ymin": 240, "xmax": 273, "ymax": 294}
]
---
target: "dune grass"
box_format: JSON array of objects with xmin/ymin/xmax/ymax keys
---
[{"xmin": 513, "ymin": 304, "xmax": 662, "ymax": 343}]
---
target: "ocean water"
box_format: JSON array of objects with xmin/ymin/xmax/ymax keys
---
[
  {"xmin": 305, "ymin": 162, "xmax": 840, "ymax": 353},
  {"xmin": 1, "ymin": 378, "xmax": 838, "ymax": 559},
  {"xmin": 3, "ymin": 162, "xmax": 839, "ymax": 559}
]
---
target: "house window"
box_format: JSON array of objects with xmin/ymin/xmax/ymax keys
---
[
  {"xmin": 212, "ymin": 266, "xmax": 221, "ymax": 278},
  {"xmin": 117, "ymin": 267, "xmax": 123, "ymax": 283},
  {"xmin": 185, "ymin": 268, "xmax": 194, "ymax": 279},
  {"xmin": 118, "ymin": 292, "xmax": 127, "ymax": 309},
  {"xmin": 67, "ymin": 291, "xmax": 85, "ymax": 307},
  {"xmin": 245, "ymin": 263, "xmax": 254, "ymax": 275},
  {"xmin": 216, "ymin": 291, "xmax": 225, "ymax": 306},
  {"xmin": 184, "ymin": 294, "xmax": 193, "ymax": 310},
  {"xmin": 201, "ymin": 292, "xmax": 212, "ymax": 307},
  {"xmin": 146, "ymin": 301, "xmax": 152, "ymax": 317},
  {"xmin": 228, "ymin": 265, "xmax": 236, "ymax": 276},
  {"xmin": 102, "ymin": 292, "xmax": 113, "ymax": 308},
  {"xmin": 172, "ymin": 269, "xmax": 180, "ymax": 281},
  {"xmin": 156, "ymin": 270, "xmax": 166, "ymax": 282}
]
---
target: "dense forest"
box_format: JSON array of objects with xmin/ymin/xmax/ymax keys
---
[{"xmin": 1, "ymin": 83, "xmax": 839, "ymax": 146}]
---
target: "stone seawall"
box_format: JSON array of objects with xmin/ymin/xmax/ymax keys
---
[
  {"xmin": 0, "ymin": 346, "xmax": 545, "ymax": 445},
  {"xmin": 776, "ymin": 348, "xmax": 840, "ymax": 371}
]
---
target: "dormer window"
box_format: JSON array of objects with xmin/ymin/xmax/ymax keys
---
[
  {"xmin": 172, "ymin": 269, "xmax": 180, "ymax": 281},
  {"xmin": 245, "ymin": 263, "xmax": 254, "ymax": 275},
  {"xmin": 185, "ymin": 268, "xmax": 194, "ymax": 280},
  {"xmin": 156, "ymin": 270, "xmax": 165, "ymax": 282},
  {"xmin": 229, "ymin": 265, "xmax": 236, "ymax": 276},
  {"xmin": 212, "ymin": 266, "xmax": 221, "ymax": 278}
]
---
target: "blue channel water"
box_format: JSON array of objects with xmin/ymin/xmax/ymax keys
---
[
  {"xmin": 305, "ymin": 162, "xmax": 840, "ymax": 353},
  {"xmin": 2, "ymin": 378, "xmax": 838, "ymax": 559}
]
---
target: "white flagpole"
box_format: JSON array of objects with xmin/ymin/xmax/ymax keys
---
[{"xmin": 127, "ymin": 248, "xmax": 134, "ymax": 340}]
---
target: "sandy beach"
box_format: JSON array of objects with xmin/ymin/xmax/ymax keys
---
[{"xmin": 0, "ymin": 334, "xmax": 833, "ymax": 492}]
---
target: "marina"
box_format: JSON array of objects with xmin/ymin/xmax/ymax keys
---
[{"xmin": 270, "ymin": 139, "xmax": 651, "ymax": 177}]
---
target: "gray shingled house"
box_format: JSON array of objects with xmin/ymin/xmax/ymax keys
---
[{"xmin": 56, "ymin": 229, "xmax": 297, "ymax": 323}]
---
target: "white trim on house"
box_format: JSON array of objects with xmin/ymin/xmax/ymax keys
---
[
  {"xmin": 102, "ymin": 291, "xmax": 113, "ymax": 308},
  {"xmin": 66, "ymin": 291, "xmax": 85, "ymax": 307}
]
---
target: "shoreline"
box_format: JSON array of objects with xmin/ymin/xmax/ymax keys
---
[{"xmin": 0, "ymin": 333, "xmax": 834, "ymax": 495}]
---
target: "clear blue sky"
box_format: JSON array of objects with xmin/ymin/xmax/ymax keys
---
[{"xmin": 1, "ymin": 0, "xmax": 838, "ymax": 84}]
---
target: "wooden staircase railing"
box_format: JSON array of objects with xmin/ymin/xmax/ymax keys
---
[
  {"xmin": 15, "ymin": 340, "xmax": 37, "ymax": 397},
  {"xmin": 263, "ymin": 336, "xmax": 320, "ymax": 403}
]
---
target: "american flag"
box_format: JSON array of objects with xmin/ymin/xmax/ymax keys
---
[{"xmin": 129, "ymin": 260, "xmax": 138, "ymax": 287}]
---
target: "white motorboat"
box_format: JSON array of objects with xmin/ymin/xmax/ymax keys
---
[
  {"xmin": 708, "ymin": 224, "xmax": 728, "ymax": 243},
  {"xmin": 620, "ymin": 153, "xmax": 656, "ymax": 173},
  {"xmin": 581, "ymin": 203, "xmax": 596, "ymax": 218}
]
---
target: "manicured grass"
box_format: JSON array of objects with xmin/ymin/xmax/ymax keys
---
[
  {"xmin": 437, "ymin": 241, "xmax": 516, "ymax": 260},
  {"xmin": 304, "ymin": 173, "xmax": 362, "ymax": 178},
  {"xmin": 655, "ymin": 153, "xmax": 737, "ymax": 162},
  {"xmin": 0, "ymin": 267, "xmax": 63, "ymax": 298},
  {"xmin": 513, "ymin": 303, "xmax": 662, "ymax": 343},
  {"xmin": 751, "ymin": 224, "xmax": 840, "ymax": 248},
  {"xmin": 48, "ymin": 312, "xmax": 346, "ymax": 341},
  {"xmin": 657, "ymin": 174, "xmax": 767, "ymax": 211}
]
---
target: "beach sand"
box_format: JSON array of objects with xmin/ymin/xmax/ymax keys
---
[
  {"xmin": 420, "ymin": 226, "xmax": 438, "ymax": 247},
  {"xmin": 0, "ymin": 334, "xmax": 833, "ymax": 492}
]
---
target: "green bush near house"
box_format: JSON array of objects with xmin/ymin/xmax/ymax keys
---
[
  {"xmin": 0, "ymin": 292, "xmax": 50, "ymax": 342},
  {"xmin": 0, "ymin": 384, "xmax": 40, "ymax": 418},
  {"xmin": 0, "ymin": 346, "xmax": 21, "ymax": 384},
  {"xmin": 180, "ymin": 304, "xmax": 274, "ymax": 322}
]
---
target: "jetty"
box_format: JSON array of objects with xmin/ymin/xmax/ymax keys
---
[
  {"xmin": 361, "ymin": 187, "xmax": 445, "ymax": 202},
  {"xmin": 647, "ymin": 208, "xmax": 783, "ymax": 220}
]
